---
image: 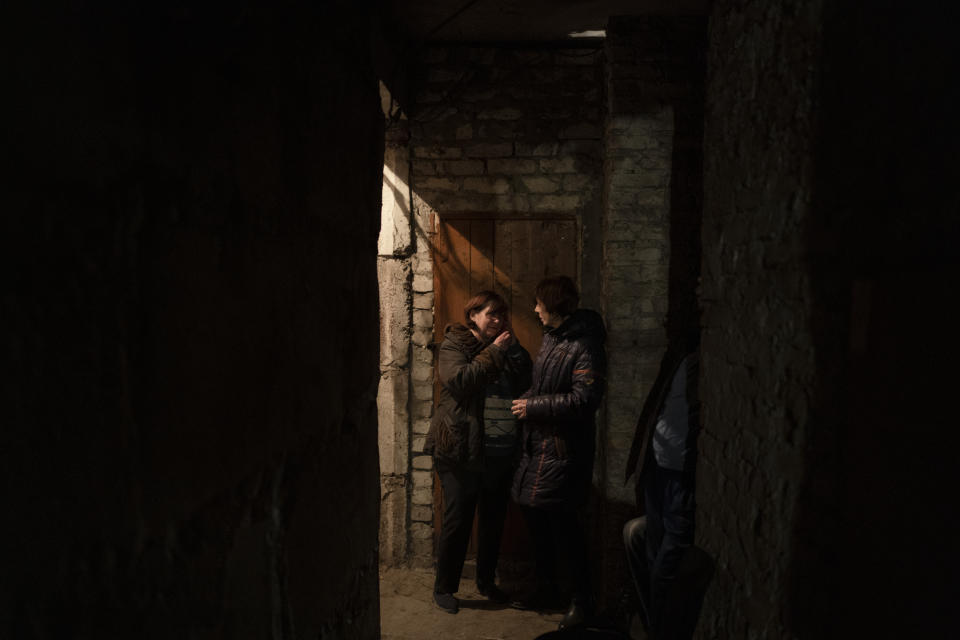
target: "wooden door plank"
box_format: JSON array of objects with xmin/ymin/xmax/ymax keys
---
[
  {"xmin": 541, "ymin": 220, "xmax": 577, "ymax": 280},
  {"xmin": 493, "ymin": 220, "xmax": 513, "ymax": 309},
  {"xmin": 433, "ymin": 219, "xmax": 471, "ymax": 343},
  {"xmin": 469, "ymin": 220, "xmax": 495, "ymax": 295},
  {"xmin": 541, "ymin": 220, "xmax": 559, "ymax": 280},
  {"xmin": 553, "ymin": 220, "xmax": 578, "ymax": 281}
]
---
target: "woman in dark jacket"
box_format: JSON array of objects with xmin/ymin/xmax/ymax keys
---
[
  {"xmin": 510, "ymin": 275, "xmax": 606, "ymax": 628},
  {"xmin": 424, "ymin": 291, "xmax": 532, "ymax": 614}
]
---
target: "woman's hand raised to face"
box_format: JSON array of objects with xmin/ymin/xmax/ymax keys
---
[
  {"xmin": 495, "ymin": 317, "xmax": 517, "ymax": 347},
  {"xmin": 493, "ymin": 330, "xmax": 513, "ymax": 348}
]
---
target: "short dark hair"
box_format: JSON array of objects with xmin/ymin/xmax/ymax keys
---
[
  {"xmin": 464, "ymin": 290, "xmax": 508, "ymax": 330},
  {"xmin": 535, "ymin": 276, "xmax": 579, "ymax": 316}
]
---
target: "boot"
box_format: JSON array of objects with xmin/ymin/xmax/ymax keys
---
[{"xmin": 558, "ymin": 596, "xmax": 592, "ymax": 630}]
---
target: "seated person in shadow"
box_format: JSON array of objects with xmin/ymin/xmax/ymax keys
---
[{"xmin": 622, "ymin": 327, "xmax": 714, "ymax": 640}]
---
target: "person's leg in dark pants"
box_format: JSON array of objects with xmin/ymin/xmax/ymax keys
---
[
  {"xmin": 668, "ymin": 546, "xmax": 714, "ymax": 640},
  {"xmin": 553, "ymin": 508, "xmax": 592, "ymax": 628},
  {"xmin": 519, "ymin": 506, "xmax": 560, "ymax": 607},
  {"xmin": 476, "ymin": 457, "xmax": 512, "ymax": 593},
  {"xmin": 644, "ymin": 468, "xmax": 665, "ymax": 577},
  {"xmin": 434, "ymin": 460, "xmax": 481, "ymax": 596},
  {"xmin": 623, "ymin": 517, "xmax": 652, "ymax": 629},
  {"xmin": 646, "ymin": 466, "xmax": 695, "ymax": 638},
  {"xmin": 554, "ymin": 509, "xmax": 590, "ymax": 605}
]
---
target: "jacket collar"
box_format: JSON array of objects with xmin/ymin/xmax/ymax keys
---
[{"xmin": 443, "ymin": 323, "xmax": 486, "ymax": 355}]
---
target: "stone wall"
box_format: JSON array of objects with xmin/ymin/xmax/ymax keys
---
[
  {"xmin": 698, "ymin": 2, "xmax": 823, "ymax": 636},
  {"xmin": 2, "ymin": 4, "xmax": 383, "ymax": 638},
  {"xmin": 699, "ymin": 1, "xmax": 956, "ymax": 637}
]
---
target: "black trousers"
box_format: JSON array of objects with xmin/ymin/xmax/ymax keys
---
[
  {"xmin": 624, "ymin": 464, "xmax": 711, "ymax": 640},
  {"xmin": 434, "ymin": 457, "xmax": 513, "ymax": 594},
  {"xmin": 521, "ymin": 505, "xmax": 590, "ymax": 604}
]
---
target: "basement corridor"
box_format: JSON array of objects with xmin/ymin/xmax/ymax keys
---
[{"xmin": 4, "ymin": 1, "xmax": 954, "ymax": 638}]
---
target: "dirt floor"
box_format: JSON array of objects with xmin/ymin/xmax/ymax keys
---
[
  {"xmin": 379, "ymin": 566, "xmax": 564, "ymax": 640},
  {"xmin": 379, "ymin": 565, "xmax": 647, "ymax": 640}
]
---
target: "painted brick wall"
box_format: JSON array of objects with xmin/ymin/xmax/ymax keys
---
[
  {"xmin": 410, "ymin": 46, "xmax": 604, "ymax": 229},
  {"xmin": 602, "ymin": 16, "xmax": 707, "ymax": 504}
]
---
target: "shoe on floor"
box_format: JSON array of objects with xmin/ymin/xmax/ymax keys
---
[
  {"xmin": 558, "ymin": 598, "xmax": 592, "ymax": 630},
  {"xmin": 477, "ymin": 582, "xmax": 509, "ymax": 603},
  {"xmin": 433, "ymin": 591, "xmax": 459, "ymax": 614}
]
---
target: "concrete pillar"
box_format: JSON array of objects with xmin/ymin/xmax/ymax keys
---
[{"xmin": 378, "ymin": 116, "xmax": 414, "ymax": 566}]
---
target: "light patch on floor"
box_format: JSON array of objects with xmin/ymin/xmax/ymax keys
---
[{"xmin": 379, "ymin": 567, "xmax": 563, "ymax": 640}]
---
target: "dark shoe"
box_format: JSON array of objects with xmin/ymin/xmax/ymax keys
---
[
  {"xmin": 510, "ymin": 584, "xmax": 563, "ymax": 611},
  {"xmin": 558, "ymin": 599, "xmax": 592, "ymax": 630},
  {"xmin": 477, "ymin": 582, "xmax": 509, "ymax": 604},
  {"xmin": 433, "ymin": 591, "xmax": 459, "ymax": 614}
]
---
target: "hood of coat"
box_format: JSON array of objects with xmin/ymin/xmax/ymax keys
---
[
  {"xmin": 551, "ymin": 308, "xmax": 606, "ymax": 343},
  {"xmin": 442, "ymin": 323, "xmax": 486, "ymax": 355}
]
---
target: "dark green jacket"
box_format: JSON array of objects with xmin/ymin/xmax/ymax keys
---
[{"xmin": 425, "ymin": 324, "xmax": 532, "ymax": 469}]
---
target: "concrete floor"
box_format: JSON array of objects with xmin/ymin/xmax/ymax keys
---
[{"xmin": 379, "ymin": 566, "xmax": 564, "ymax": 640}]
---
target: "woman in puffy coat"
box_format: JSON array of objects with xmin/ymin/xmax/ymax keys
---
[
  {"xmin": 424, "ymin": 291, "xmax": 532, "ymax": 614},
  {"xmin": 509, "ymin": 275, "xmax": 606, "ymax": 629}
]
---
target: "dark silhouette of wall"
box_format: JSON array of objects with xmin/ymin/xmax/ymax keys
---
[
  {"xmin": 699, "ymin": 0, "xmax": 957, "ymax": 637},
  {"xmin": 2, "ymin": 2, "xmax": 384, "ymax": 637},
  {"xmin": 796, "ymin": 2, "xmax": 959, "ymax": 637}
]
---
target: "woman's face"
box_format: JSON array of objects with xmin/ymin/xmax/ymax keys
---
[
  {"xmin": 534, "ymin": 298, "xmax": 555, "ymax": 328},
  {"xmin": 470, "ymin": 304, "xmax": 505, "ymax": 340}
]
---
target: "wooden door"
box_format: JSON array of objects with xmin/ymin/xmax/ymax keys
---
[{"xmin": 431, "ymin": 215, "xmax": 578, "ymax": 558}]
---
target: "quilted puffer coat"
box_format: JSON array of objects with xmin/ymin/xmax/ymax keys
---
[
  {"xmin": 511, "ymin": 309, "xmax": 607, "ymax": 510},
  {"xmin": 425, "ymin": 324, "xmax": 532, "ymax": 470}
]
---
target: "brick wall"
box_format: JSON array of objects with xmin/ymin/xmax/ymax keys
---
[
  {"xmin": 597, "ymin": 16, "xmax": 706, "ymax": 609},
  {"xmin": 410, "ymin": 46, "xmax": 604, "ymax": 219},
  {"xmin": 601, "ymin": 16, "xmax": 705, "ymax": 503}
]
